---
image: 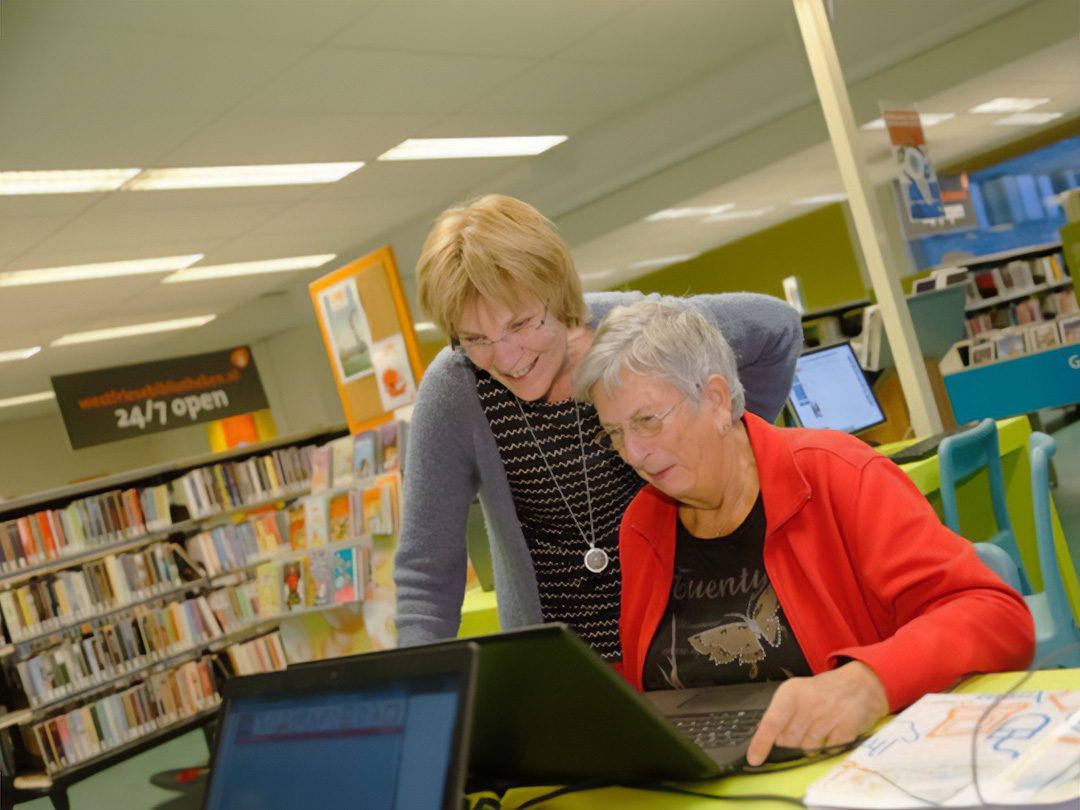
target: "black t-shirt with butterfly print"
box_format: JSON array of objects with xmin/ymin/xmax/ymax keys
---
[{"xmin": 642, "ymin": 494, "xmax": 812, "ymax": 691}]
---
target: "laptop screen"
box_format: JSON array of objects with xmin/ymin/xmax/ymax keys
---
[
  {"xmin": 787, "ymin": 342, "xmax": 886, "ymax": 434},
  {"xmin": 203, "ymin": 647, "xmax": 476, "ymax": 810}
]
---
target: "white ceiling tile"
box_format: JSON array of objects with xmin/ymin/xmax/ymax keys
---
[
  {"xmin": 331, "ymin": 0, "xmax": 635, "ymax": 58},
  {"xmin": 464, "ymin": 59, "xmax": 682, "ymax": 120},
  {"xmin": 241, "ymin": 48, "xmax": 532, "ymax": 115}
]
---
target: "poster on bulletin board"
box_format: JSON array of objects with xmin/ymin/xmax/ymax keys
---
[{"xmin": 309, "ymin": 246, "xmax": 423, "ymax": 433}]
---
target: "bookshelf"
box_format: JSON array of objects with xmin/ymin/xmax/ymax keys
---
[
  {"xmin": 0, "ymin": 425, "xmax": 383, "ymax": 810},
  {"xmin": 929, "ymin": 243, "xmax": 1077, "ymax": 335}
]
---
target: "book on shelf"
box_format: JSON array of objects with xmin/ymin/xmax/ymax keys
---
[
  {"xmin": 353, "ymin": 430, "xmax": 378, "ymax": 479},
  {"xmin": 308, "ymin": 547, "xmax": 335, "ymax": 608},
  {"xmin": 255, "ymin": 563, "xmax": 281, "ymax": 618},
  {"xmin": 378, "ymin": 420, "xmax": 404, "ymax": 473},
  {"xmin": 287, "ymin": 505, "xmax": 306, "ymax": 552},
  {"xmin": 309, "ymin": 445, "xmax": 330, "ymax": 494},
  {"xmin": 303, "ymin": 497, "xmax": 328, "ymax": 549},
  {"xmin": 223, "ymin": 631, "xmax": 286, "ymax": 676},
  {"xmin": 327, "ymin": 491, "xmax": 351, "ymax": 543},
  {"xmin": 281, "ymin": 560, "xmax": 305, "ymax": 612},
  {"xmin": 328, "ymin": 435, "xmax": 355, "ymax": 488}
]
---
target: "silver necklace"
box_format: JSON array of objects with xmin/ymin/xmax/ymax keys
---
[{"xmin": 514, "ymin": 398, "xmax": 608, "ymax": 574}]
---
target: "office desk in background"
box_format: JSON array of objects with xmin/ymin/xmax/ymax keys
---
[{"xmin": 493, "ymin": 668, "xmax": 1080, "ymax": 810}]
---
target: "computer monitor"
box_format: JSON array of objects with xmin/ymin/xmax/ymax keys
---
[{"xmin": 787, "ymin": 342, "xmax": 886, "ymax": 434}]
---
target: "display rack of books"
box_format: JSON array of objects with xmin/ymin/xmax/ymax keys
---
[
  {"xmin": 0, "ymin": 425, "xmax": 363, "ymax": 810},
  {"xmin": 925, "ymin": 242, "xmax": 1077, "ymax": 336}
]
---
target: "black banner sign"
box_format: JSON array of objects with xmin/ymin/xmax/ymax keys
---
[{"xmin": 51, "ymin": 346, "xmax": 270, "ymax": 450}]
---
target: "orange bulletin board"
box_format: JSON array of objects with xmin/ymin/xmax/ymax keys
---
[{"xmin": 309, "ymin": 245, "xmax": 424, "ymax": 433}]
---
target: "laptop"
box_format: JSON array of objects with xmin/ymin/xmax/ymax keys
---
[
  {"xmin": 786, "ymin": 342, "xmax": 887, "ymax": 435},
  {"xmin": 200, "ymin": 642, "xmax": 479, "ymax": 810},
  {"xmin": 450, "ymin": 624, "xmax": 790, "ymax": 792}
]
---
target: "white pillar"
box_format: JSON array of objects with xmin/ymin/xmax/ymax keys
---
[{"xmin": 793, "ymin": 0, "xmax": 943, "ymax": 437}]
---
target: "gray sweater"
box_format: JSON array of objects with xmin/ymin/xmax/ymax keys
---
[{"xmin": 394, "ymin": 291, "xmax": 803, "ymax": 646}]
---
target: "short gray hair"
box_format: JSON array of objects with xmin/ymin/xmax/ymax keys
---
[{"xmin": 574, "ymin": 295, "xmax": 745, "ymax": 418}]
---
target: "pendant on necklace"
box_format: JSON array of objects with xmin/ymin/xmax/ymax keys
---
[{"xmin": 584, "ymin": 546, "xmax": 609, "ymax": 573}]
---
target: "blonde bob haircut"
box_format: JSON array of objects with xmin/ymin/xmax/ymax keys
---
[
  {"xmin": 416, "ymin": 194, "xmax": 590, "ymax": 341},
  {"xmin": 574, "ymin": 295, "xmax": 746, "ymax": 420}
]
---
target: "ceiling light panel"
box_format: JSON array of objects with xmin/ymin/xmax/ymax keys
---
[
  {"xmin": 994, "ymin": 112, "xmax": 1064, "ymax": 126},
  {"xmin": 51, "ymin": 315, "xmax": 217, "ymax": 346},
  {"xmin": 163, "ymin": 254, "xmax": 337, "ymax": 283},
  {"xmin": 0, "ymin": 347, "xmax": 41, "ymax": 363},
  {"xmin": 791, "ymin": 193, "xmax": 848, "ymax": 206},
  {"xmin": 0, "ymin": 169, "xmax": 141, "ymax": 195},
  {"xmin": 646, "ymin": 204, "xmax": 735, "ymax": 222},
  {"xmin": 969, "ymin": 97, "xmax": 1049, "ymax": 113},
  {"xmin": 629, "ymin": 254, "xmax": 697, "ymax": 270},
  {"xmin": 377, "ymin": 136, "xmax": 567, "ymax": 160},
  {"xmin": 0, "ymin": 255, "xmax": 205, "ymax": 287},
  {"xmin": 702, "ymin": 208, "xmax": 774, "ymax": 222},
  {"xmin": 861, "ymin": 113, "xmax": 954, "ymax": 130},
  {"xmin": 0, "ymin": 391, "xmax": 55, "ymax": 409},
  {"xmin": 123, "ymin": 162, "xmax": 364, "ymax": 190}
]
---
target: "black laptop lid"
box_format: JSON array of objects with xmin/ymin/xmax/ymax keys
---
[
  {"xmin": 201, "ymin": 643, "xmax": 478, "ymax": 810},
  {"xmin": 457, "ymin": 624, "xmax": 718, "ymax": 791}
]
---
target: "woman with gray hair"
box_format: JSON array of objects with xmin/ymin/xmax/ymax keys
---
[{"xmin": 575, "ymin": 296, "xmax": 1034, "ymax": 765}]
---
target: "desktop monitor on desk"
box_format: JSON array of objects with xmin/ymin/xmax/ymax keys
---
[{"xmin": 787, "ymin": 342, "xmax": 886, "ymax": 434}]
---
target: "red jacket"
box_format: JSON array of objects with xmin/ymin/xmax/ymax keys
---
[{"xmin": 619, "ymin": 413, "xmax": 1035, "ymax": 711}]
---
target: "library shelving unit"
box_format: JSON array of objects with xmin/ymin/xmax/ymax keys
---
[
  {"xmin": 937, "ymin": 240, "xmax": 1080, "ymax": 423},
  {"xmin": 0, "ymin": 425, "xmax": 349, "ymax": 810}
]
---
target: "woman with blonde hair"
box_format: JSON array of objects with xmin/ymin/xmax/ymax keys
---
[{"xmin": 394, "ymin": 194, "xmax": 803, "ymax": 663}]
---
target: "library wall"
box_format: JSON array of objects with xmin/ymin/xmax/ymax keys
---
[{"xmin": 625, "ymin": 204, "xmax": 870, "ymax": 309}]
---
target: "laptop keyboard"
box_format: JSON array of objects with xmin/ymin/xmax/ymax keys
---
[{"xmin": 670, "ymin": 709, "xmax": 765, "ymax": 748}]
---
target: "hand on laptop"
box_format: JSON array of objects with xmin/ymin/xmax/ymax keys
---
[{"xmin": 745, "ymin": 661, "xmax": 888, "ymax": 766}]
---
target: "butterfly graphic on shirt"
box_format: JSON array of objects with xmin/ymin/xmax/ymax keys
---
[{"xmin": 687, "ymin": 583, "xmax": 783, "ymax": 679}]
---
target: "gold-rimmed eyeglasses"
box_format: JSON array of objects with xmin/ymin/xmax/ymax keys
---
[
  {"xmin": 454, "ymin": 308, "xmax": 548, "ymax": 361},
  {"xmin": 593, "ymin": 394, "xmax": 688, "ymax": 451}
]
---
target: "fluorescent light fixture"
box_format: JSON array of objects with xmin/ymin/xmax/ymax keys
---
[
  {"xmin": 377, "ymin": 136, "xmax": 567, "ymax": 161},
  {"xmin": 163, "ymin": 254, "xmax": 337, "ymax": 283},
  {"xmin": 0, "ymin": 169, "xmax": 141, "ymax": 195},
  {"xmin": 0, "ymin": 255, "xmax": 204, "ymax": 287},
  {"xmin": 579, "ymin": 269, "xmax": 617, "ymax": 280},
  {"xmin": 861, "ymin": 113, "xmax": 954, "ymax": 130},
  {"xmin": 0, "ymin": 391, "xmax": 55, "ymax": 409},
  {"xmin": 123, "ymin": 162, "xmax": 364, "ymax": 190},
  {"xmin": 969, "ymin": 97, "xmax": 1049, "ymax": 114},
  {"xmin": 792, "ymin": 193, "xmax": 848, "ymax": 206},
  {"xmin": 629, "ymin": 254, "xmax": 697, "ymax": 271},
  {"xmin": 413, "ymin": 322, "xmax": 441, "ymax": 334},
  {"xmin": 51, "ymin": 315, "xmax": 216, "ymax": 346},
  {"xmin": 646, "ymin": 204, "xmax": 735, "ymax": 222},
  {"xmin": 702, "ymin": 207, "xmax": 774, "ymax": 223},
  {"xmin": 0, "ymin": 347, "xmax": 41, "ymax": 363},
  {"xmin": 994, "ymin": 112, "xmax": 1063, "ymax": 126}
]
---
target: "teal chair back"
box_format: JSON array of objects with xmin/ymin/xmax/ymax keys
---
[
  {"xmin": 937, "ymin": 418, "xmax": 1032, "ymax": 594},
  {"xmin": 1027, "ymin": 432, "xmax": 1080, "ymax": 668}
]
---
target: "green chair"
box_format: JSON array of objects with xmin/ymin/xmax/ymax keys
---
[
  {"xmin": 937, "ymin": 418, "xmax": 1032, "ymax": 594},
  {"xmin": 1027, "ymin": 432, "xmax": 1080, "ymax": 668}
]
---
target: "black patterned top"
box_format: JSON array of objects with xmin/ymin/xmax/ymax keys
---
[{"xmin": 476, "ymin": 370, "xmax": 644, "ymax": 660}]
